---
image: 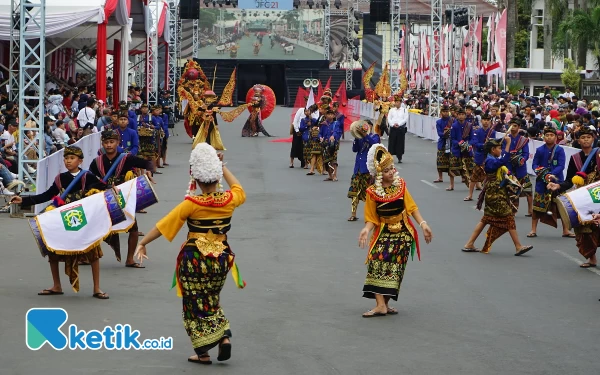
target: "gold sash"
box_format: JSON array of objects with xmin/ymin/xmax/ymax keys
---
[{"xmin": 187, "ymin": 231, "xmax": 227, "ymax": 257}]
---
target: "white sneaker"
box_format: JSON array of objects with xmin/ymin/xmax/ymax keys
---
[
  {"xmin": 26, "ymin": 166, "xmax": 36, "ymax": 174},
  {"xmin": 0, "ymin": 182, "xmax": 14, "ymax": 196}
]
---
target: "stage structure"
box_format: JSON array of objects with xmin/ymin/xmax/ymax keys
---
[
  {"xmin": 193, "ymin": 19, "xmax": 199, "ymax": 58},
  {"xmin": 389, "ymin": 0, "xmax": 401, "ymax": 93},
  {"xmin": 429, "ymin": 0, "xmax": 442, "ymax": 117},
  {"xmin": 10, "ymin": 0, "xmax": 46, "ymax": 188},
  {"xmin": 167, "ymin": 0, "xmax": 178, "ymax": 97},
  {"xmin": 146, "ymin": 0, "xmax": 161, "ymax": 105}
]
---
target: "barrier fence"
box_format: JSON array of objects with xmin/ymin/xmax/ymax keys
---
[
  {"xmin": 34, "ymin": 132, "xmax": 102, "ymax": 213},
  {"xmin": 348, "ymin": 99, "xmax": 579, "ymax": 181}
]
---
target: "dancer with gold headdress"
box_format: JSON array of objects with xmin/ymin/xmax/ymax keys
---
[
  {"xmin": 134, "ymin": 144, "xmax": 246, "ymax": 365},
  {"xmin": 242, "ymin": 85, "xmax": 273, "ymax": 137},
  {"xmin": 347, "ymin": 120, "xmax": 379, "ymax": 221},
  {"xmin": 11, "ymin": 146, "xmax": 109, "ymax": 298},
  {"xmin": 358, "ymin": 144, "xmax": 432, "ymax": 317}
]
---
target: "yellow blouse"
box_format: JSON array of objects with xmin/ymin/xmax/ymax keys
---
[
  {"xmin": 156, "ymin": 184, "xmax": 246, "ymax": 242},
  {"xmin": 364, "ymin": 187, "xmax": 418, "ymax": 226}
]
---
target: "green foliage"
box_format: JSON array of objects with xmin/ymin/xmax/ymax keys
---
[
  {"xmin": 561, "ymin": 58, "xmax": 581, "ymax": 96},
  {"xmin": 507, "ymin": 80, "xmax": 524, "ymax": 95},
  {"xmin": 199, "ymin": 9, "xmax": 218, "ymax": 30},
  {"xmin": 514, "ymin": 30, "xmax": 529, "ymax": 68}
]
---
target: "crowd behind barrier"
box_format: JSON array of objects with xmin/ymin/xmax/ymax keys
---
[
  {"xmin": 34, "ymin": 132, "xmax": 102, "ymax": 214},
  {"xmin": 348, "ymin": 99, "xmax": 580, "ymax": 181}
]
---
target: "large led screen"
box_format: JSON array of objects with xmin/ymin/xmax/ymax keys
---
[{"xmin": 197, "ymin": 9, "xmax": 325, "ymax": 60}]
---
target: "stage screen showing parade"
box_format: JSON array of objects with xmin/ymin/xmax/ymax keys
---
[{"xmin": 198, "ymin": 9, "xmax": 325, "ymax": 60}]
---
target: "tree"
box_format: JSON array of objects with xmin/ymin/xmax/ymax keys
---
[{"xmin": 561, "ymin": 58, "xmax": 581, "ymax": 95}]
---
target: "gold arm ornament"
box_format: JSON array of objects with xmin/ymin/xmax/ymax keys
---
[{"xmin": 218, "ymin": 104, "xmax": 248, "ymax": 122}]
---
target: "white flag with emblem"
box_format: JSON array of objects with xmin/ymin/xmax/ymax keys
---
[
  {"xmin": 33, "ymin": 192, "xmax": 115, "ymax": 254},
  {"xmin": 564, "ymin": 181, "xmax": 600, "ymax": 224}
]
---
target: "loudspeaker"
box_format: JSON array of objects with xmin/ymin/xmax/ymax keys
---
[
  {"xmin": 478, "ymin": 74, "xmax": 488, "ymax": 88},
  {"xmin": 362, "ymin": 13, "xmax": 377, "ymax": 35},
  {"xmin": 180, "ymin": 0, "xmax": 200, "ymax": 20},
  {"xmin": 369, "ymin": 0, "xmax": 390, "ymax": 23}
]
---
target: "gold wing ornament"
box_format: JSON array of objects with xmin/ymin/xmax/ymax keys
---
[
  {"xmin": 218, "ymin": 103, "xmax": 249, "ymax": 122},
  {"xmin": 217, "ymin": 68, "xmax": 237, "ymax": 107}
]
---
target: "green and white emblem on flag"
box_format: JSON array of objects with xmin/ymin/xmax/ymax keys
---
[
  {"xmin": 34, "ymin": 192, "xmax": 114, "ymax": 254},
  {"xmin": 566, "ymin": 180, "xmax": 600, "ymax": 224},
  {"xmin": 60, "ymin": 204, "xmax": 88, "ymax": 231},
  {"xmin": 111, "ymin": 178, "xmax": 138, "ymax": 233}
]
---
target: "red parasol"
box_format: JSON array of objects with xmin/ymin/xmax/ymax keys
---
[{"xmin": 246, "ymin": 85, "xmax": 276, "ymax": 121}]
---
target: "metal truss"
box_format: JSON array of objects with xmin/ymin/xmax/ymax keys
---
[
  {"xmin": 167, "ymin": 0, "xmax": 178, "ymax": 96},
  {"xmin": 389, "ymin": 0, "xmax": 401, "ymax": 93},
  {"xmin": 323, "ymin": 0, "xmax": 330, "ymax": 61},
  {"xmin": 146, "ymin": 0, "xmax": 161, "ymax": 105},
  {"xmin": 429, "ymin": 0, "xmax": 442, "ymax": 117},
  {"xmin": 345, "ymin": 0, "xmax": 358, "ymax": 90},
  {"xmin": 193, "ymin": 19, "xmax": 199, "ymax": 58},
  {"xmin": 13, "ymin": 0, "xmax": 46, "ymax": 190},
  {"xmin": 135, "ymin": 53, "xmax": 144, "ymax": 88},
  {"xmin": 466, "ymin": 5, "xmax": 477, "ymax": 89},
  {"xmin": 446, "ymin": 5, "xmax": 462, "ymax": 90},
  {"xmin": 218, "ymin": 9, "xmax": 225, "ymax": 43}
]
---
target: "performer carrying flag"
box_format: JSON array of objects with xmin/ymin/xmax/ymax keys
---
[
  {"xmin": 11, "ymin": 146, "xmax": 109, "ymax": 298},
  {"xmin": 89, "ymin": 129, "xmax": 155, "ymax": 268},
  {"xmin": 134, "ymin": 144, "xmax": 246, "ymax": 365}
]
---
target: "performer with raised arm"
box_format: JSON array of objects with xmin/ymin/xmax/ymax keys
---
[
  {"xmin": 466, "ymin": 113, "xmax": 496, "ymax": 201},
  {"xmin": 463, "ymin": 138, "xmax": 533, "ymax": 255},
  {"xmin": 358, "ymin": 144, "xmax": 432, "ymax": 317},
  {"xmin": 134, "ymin": 144, "xmax": 246, "ymax": 365},
  {"xmin": 11, "ymin": 146, "xmax": 109, "ymax": 298},
  {"xmin": 347, "ymin": 120, "xmax": 379, "ymax": 221},
  {"xmin": 89, "ymin": 129, "xmax": 155, "ymax": 268}
]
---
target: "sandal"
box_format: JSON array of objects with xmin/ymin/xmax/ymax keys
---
[
  {"xmin": 306, "ymin": 172, "xmax": 315, "ymax": 175},
  {"xmin": 188, "ymin": 354, "xmax": 212, "ymax": 365},
  {"xmin": 38, "ymin": 289, "xmax": 64, "ymax": 296},
  {"xmin": 125, "ymin": 263, "xmax": 146, "ymax": 269},
  {"xmin": 362, "ymin": 309, "xmax": 386, "ymax": 318},
  {"xmin": 562, "ymin": 233, "xmax": 576, "ymax": 238},
  {"xmin": 527, "ymin": 233, "xmax": 537, "ymax": 238},
  {"xmin": 580, "ymin": 263, "xmax": 597, "ymax": 268},
  {"xmin": 446, "ymin": 187, "xmax": 454, "ymax": 191},
  {"xmin": 217, "ymin": 339, "xmax": 232, "ymax": 361},
  {"xmin": 461, "ymin": 247, "xmax": 480, "ymax": 252},
  {"xmin": 433, "ymin": 179, "xmax": 443, "ymax": 183},
  {"xmin": 515, "ymin": 245, "xmax": 533, "ymax": 256},
  {"xmin": 348, "ymin": 216, "xmax": 358, "ymax": 221},
  {"xmin": 138, "ymin": 209, "xmax": 147, "ymax": 214},
  {"xmin": 387, "ymin": 307, "xmax": 399, "ymax": 315},
  {"xmin": 324, "ymin": 178, "xmax": 332, "ymax": 181},
  {"xmin": 93, "ymin": 292, "xmax": 109, "ymax": 299},
  {"xmin": 464, "ymin": 197, "xmax": 473, "ymax": 201}
]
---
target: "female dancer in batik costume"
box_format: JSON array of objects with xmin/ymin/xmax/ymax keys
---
[
  {"xmin": 135, "ymin": 144, "xmax": 246, "ymax": 365},
  {"xmin": 348, "ymin": 120, "xmax": 379, "ymax": 221},
  {"xmin": 463, "ymin": 138, "xmax": 533, "ymax": 255},
  {"xmin": 358, "ymin": 144, "xmax": 432, "ymax": 317},
  {"xmin": 241, "ymin": 85, "xmax": 272, "ymax": 137},
  {"xmin": 301, "ymin": 105, "xmax": 323, "ymax": 175}
]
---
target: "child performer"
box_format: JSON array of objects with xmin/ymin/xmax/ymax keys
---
[
  {"xmin": 11, "ymin": 146, "xmax": 109, "ymax": 298},
  {"xmin": 347, "ymin": 120, "xmax": 379, "ymax": 221},
  {"xmin": 462, "ymin": 137, "xmax": 533, "ymax": 255}
]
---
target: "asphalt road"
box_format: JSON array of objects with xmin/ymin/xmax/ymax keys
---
[
  {"xmin": 0, "ymin": 107, "xmax": 598, "ymax": 375},
  {"xmin": 198, "ymin": 35, "xmax": 324, "ymax": 60}
]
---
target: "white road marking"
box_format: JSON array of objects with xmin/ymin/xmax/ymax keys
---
[
  {"xmin": 420, "ymin": 180, "xmax": 439, "ymax": 189},
  {"xmin": 554, "ymin": 250, "xmax": 600, "ymax": 276}
]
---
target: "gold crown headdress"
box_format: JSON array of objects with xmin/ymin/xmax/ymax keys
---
[{"xmin": 367, "ymin": 144, "xmax": 394, "ymax": 176}]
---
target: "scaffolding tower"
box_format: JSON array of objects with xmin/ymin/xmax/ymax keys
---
[
  {"xmin": 323, "ymin": 0, "xmax": 330, "ymax": 61},
  {"xmin": 146, "ymin": 0, "xmax": 161, "ymax": 105},
  {"xmin": 345, "ymin": 0, "xmax": 358, "ymax": 90},
  {"xmin": 429, "ymin": 0, "xmax": 442, "ymax": 117},
  {"xmin": 167, "ymin": 0, "xmax": 178, "ymax": 100},
  {"xmin": 193, "ymin": 19, "xmax": 199, "ymax": 58},
  {"xmin": 389, "ymin": 0, "xmax": 401, "ymax": 93},
  {"xmin": 10, "ymin": 0, "xmax": 46, "ymax": 191}
]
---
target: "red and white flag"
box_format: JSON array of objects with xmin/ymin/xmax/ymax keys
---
[{"xmin": 494, "ymin": 9, "xmax": 507, "ymax": 84}]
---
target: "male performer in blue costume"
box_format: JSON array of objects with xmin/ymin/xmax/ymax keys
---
[
  {"xmin": 115, "ymin": 111, "xmax": 139, "ymax": 155},
  {"xmin": 450, "ymin": 108, "xmax": 474, "ymax": 190},
  {"xmin": 529, "ymin": 126, "xmax": 571, "ymax": 238},
  {"xmin": 465, "ymin": 113, "xmax": 496, "ymax": 201},
  {"xmin": 434, "ymin": 105, "xmax": 454, "ymax": 190},
  {"xmin": 502, "ymin": 118, "xmax": 532, "ymax": 216}
]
